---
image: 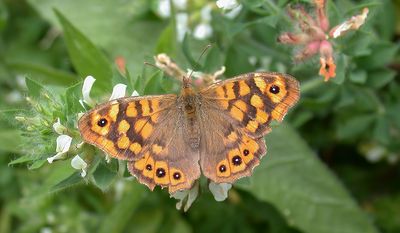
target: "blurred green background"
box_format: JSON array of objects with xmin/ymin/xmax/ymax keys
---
[{"xmin": 1, "ymin": 0, "xmax": 399, "ymax": 232}]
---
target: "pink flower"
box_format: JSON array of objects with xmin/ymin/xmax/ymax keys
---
[{"xmin": 278, "ymin": 0, "xmax": 369, "ymax": 81}]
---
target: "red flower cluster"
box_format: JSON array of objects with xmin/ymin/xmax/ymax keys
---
[{"xmin": 278, "ymin": 0, "xmax": 368, "ymax": 81}]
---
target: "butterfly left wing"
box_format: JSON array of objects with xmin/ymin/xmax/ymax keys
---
[
  {"xmin": 78, "ymin": 95, "xmax": 177, "ymax": 161},
  {"xmin": 78, "ymin": 95, "xmax": 201, "ymax": 193},
  {"xmin": 198, "ymin": 72, "xmax": 299, "ymax": 183}
]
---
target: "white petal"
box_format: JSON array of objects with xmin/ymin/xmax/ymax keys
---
[
  {"xmin": 200, "ymin": 5, "xmax": 212, "ymax": 22},
  {"xmin": 170, "ymin": 181, "xmax": 199, "ymax": 212},
  {"xmin": 184, "ymin": 183, "xmax": 199, "ymax": 211},
  {"xmin": 71, "ymin": 155, "xmax": 87, "ymax": 170},
  {"xmin": 193, "ymin": 23, "xmax": 213, "ymax": 40},
  {"xmin": 176, "ymin": 13, "xmax": 189, "ymax": 42},
  {"xmin": 224, "ymin": 4, "xmax": 242, "ymax": 18},
  {"xmin": 53, "ymin": 118, "xmax": 67, "ymax": 135},
  {"xmin": 209, "ymin": 182, "xmax": 232, "ymax": 202},
  {"xmin": 157, "ymin": 0, "xmax": 171, "ymax": 18},
  {"xmin": 82, "ymin": 76, "xmax": 96, "ymax": 106},
  {"xmin": 109, "ymin": 83, "xmax": 127, "ymax": 100},
  {"xmin": 56, "ymin": 135, "xmax": 72, "ymax": 153},
  {"xmin": 131, "ymin": 90, "xmax": 139, "ymax": 97},
  {"xmin": 216, "ymin": 0, "xmax": 238, "ymax": 10},
  {"xmin": 173, "ymin": 0, "xmax": 187, "ymax": 10},
  {"xmin": 47, "ymin": 152, "xmax": 64, "ymax": 164}
]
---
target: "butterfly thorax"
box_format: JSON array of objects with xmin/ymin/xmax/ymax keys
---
[{"xmin": 178, "ymin": 84, "xmax": 201, "ymax": 149}]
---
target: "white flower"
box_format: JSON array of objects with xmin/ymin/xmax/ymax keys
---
[
  {"xmin": 81, "ymin": 76, "xmax": 96, "ymax": 107},
  {"xmin": 109, "ymin": 84, "xmax": 127, "ymax": 100},
  {"xmin": 216, "ymin": 0, "xmax": 239, "ymax": 10},
  {"xmin": 71, "ymin": 155, "xmax": 88, "ymax": 177},
  {"xmin": 176, "ymin": 13, "xmax": 189, "ymax": 42},
  {"xmin": 365, "ymin": 145, "xmax": 385, "ymax": 163},
  {"xmin": 131, "ymin": 90, "xmax": 139, "ymax": 97},
  {"xmin": 157, "ymin": 0, "xmax": 171, "ymax": 18},
  {"xmin": 173, "ymin": 0, "xmax": 187, "ymax": 10},
  {"xmin": 171, "ymin": 181, "xmax": 199, "ymax": 212},
  {"xmin": 47, "ymin": 135, "xmax": 72, "ymax": 163},
  {"xmin": 209, "ymin": 182, "xmax": 232, "ymax": 201},
  {"xmin": 201, "ymin": 5, "xmax": 212, "ymax": 22},
  {"xmin": 53, "ymin": 118, "xmax": 67, "ymax": 135},
  {"xmin": 193, "ymin": 23, "xmax": 213, "ymax": 40}
]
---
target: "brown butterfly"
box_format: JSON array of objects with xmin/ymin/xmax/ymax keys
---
[{"xmin": 78, "ymin": 65, "xmax": 300, "ymax": 194}]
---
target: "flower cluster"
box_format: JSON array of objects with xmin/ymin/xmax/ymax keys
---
[
  {"xmin": 155, "ymin": 0, "xmax": 242, "ymax": 41},
  {"xmin": 278, "ymin": 0, "xmax": 369, "ymax": 81}
]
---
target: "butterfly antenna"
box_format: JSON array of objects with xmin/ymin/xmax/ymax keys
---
[
  {"xmin": 144, "ymin": 61, "xmax": 163, "ymax": 72},
  {"xmin": 187, "ymin": 44, "xmax": 212, "ymax": 80}
]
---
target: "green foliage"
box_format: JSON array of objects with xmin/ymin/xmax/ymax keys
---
[{"xmin": 0, "ymin": 0, "xmax": 399, "ymax": 232}]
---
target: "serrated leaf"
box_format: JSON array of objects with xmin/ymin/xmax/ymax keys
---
[{"xmin": 237, "ymin": 124, "xmax": 378, "ymax": 233}]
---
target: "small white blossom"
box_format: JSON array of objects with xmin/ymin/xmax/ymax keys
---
[
  {"xmin": 81, "ymin": 76, "xmax": 96, "ymax": 107},
  {"xmin": 71, "ymin": 155, "xmax": 88, "ymax": 177},
  {"xmin": 209, "ymin": 182, "xmax": 232, "ymax": 202},
  {"xmin": 53, "ymin": 118, "xmax": 67, "ymax": 135},
  {"xmin": 176, "ymin": 13, "xmax": 189, "ymax": 42},
  {"xmin": 157, "ymin": 0, "xmax": 171, "ymax": 18},
  {"xmin": 216, "ymin": 0, "xmax": 239, "ymax": 10},
  {"xmin": 365, "ymin": 146, "xmax": 385, "ymax": 163},
  {"xmin": 131, "ymin": 90, "xmax": 140, "ymax": 97},
  {"xmin": 47, "ymin": 135, "xmax": 72, "ymax": 163},
  {"xmin": 201, "ymin": 5, "xmax": 212, "ymax": 22},
  {"xmin": 193, "ymin": 23, "xmax": 213, "ymax": 40},
  {"xmin": 109, "ymin": 83, "xmax": 127, "ymax": 100},
  {"xmin": 171, "ymin": 181, "xmax": 199, "ymax": 212},
  {"xmin": 173, "ymin": 0, "xmax": 187, "ymax": 10}
]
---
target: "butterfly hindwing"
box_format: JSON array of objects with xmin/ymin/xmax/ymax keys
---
[{"xmin": 199, "ymin": 72, "xmax": 300, "ymax": 183}]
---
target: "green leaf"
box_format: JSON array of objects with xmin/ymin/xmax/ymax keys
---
[
  {"xmin": 349, "ymin": 70, "xmax": 367, "ymax": 84},
  {"xmin": 356, "ymin": 42, "xmax": 399, "ymax": 70},
  {"xmin": 92, "ymin": 161, "xmax": 118, "ymax": 191},
  {"xmin": 7, "ymin": 61, "xmax": 77, "ymax": 86},
  {"xmin": 25, "ymin": 77, "xmax": 44, "ymax": 99},
  {"xmin": 98, "ymin": 183, "xmax": 147, "ymax": 233},
  {"xmin": 336, "ymin": 114, "xmax": 376, "ymax": 140},
  {"xmin": 366, "ymin": 69, "xmax": 396, "ymax": 89},
  {"xmin": 156, "ymin": 22, "xmax": 177, "ymax": 56},
  {"xmin": 0, "ymin": 130, "xmax": 23, "ymax": 154},
  {"xmin": 237, "ymin": 124, "xmax": 378, "ymax": 233},
  {"xmin": 54, "ymin": 9, "xmax": 112, "ymax": 94},
  {"xmin": 331, "ymin": 54, "xmax": 347, "ymax": 85},
  {"xmin": 64, "ymin": 82, "xmax": 84, "ymax": 116}
]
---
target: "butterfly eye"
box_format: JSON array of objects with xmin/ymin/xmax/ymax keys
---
[
  {"xmin": 97, "ymin": 118, "xmax": 108, "ymax": 127},
  {"xmin": 269, "ymin": 85, "xmax": 280, "ymax": 94}
]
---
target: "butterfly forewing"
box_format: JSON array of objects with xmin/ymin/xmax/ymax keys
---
[{"xmin": 78, "ymin": 94, "xmax": 177, "ymax": 161}]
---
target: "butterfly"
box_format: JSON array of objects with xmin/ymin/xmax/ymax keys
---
[{"xmin": 78, "ymin": 68, "xmax": 300, "ymax": 194}]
